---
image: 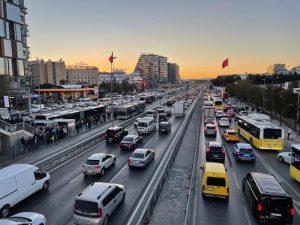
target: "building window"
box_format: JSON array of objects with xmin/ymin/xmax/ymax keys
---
[
  {"xmin": 6, "ymin": 3, "xmax": 21, "ymax": 23},
  {"xmin": 0, "ymin": 18, "xmax": 5, "ymax": 37},
  {"xmin": 0, "ymin": 57, "xmax": 7, "ymax": 75},
  {"xmin": 17, "ymin": 59, "xmax": 24, "ymax": 76},
  {"xmin": 4, "ymin": 39, "xmax": 12, "ymax": 57},
  {"xmin": 15, "ymin": 23, "xmax": 21, "ymax": 41},
  {"xmin": 6, "ymin": 58, "xmax": 13, "ymax": 76},
  {"xmin": 16, "ymin": 41, "xmax": 23, "ymax": 58}
]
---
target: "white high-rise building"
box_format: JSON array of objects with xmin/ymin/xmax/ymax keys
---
[
  {"xmin": 267, "ymin": 64, "xmax": 287, "ymax": 75},
  {"xmin": 134, "ymin": 53, "xmax": 168, "ymax": 88}
]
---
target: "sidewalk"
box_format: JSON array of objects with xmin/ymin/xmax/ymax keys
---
[{"xmin": 0, "ymin": 120, "xmax": 113, "ymax": 169}]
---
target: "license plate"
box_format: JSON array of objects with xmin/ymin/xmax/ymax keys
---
[
  {"xmin": 212, "ymin": 155, "xmax": 219, "ymax": 158},
  {"xmin": 80, "ymin": 219, "xmax": 91, "ymax": 224},
  {"xmin": 207, "ymin": 187, "xmax": 214, "ymax": 191},
  {"xmin": 271, "ymin": 213, "xmax": 282, "ymax": 217}
]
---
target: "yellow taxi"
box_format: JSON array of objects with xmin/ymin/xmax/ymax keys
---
[
  {"xmin": 201, "ymin": 162, "xmax": 229, "ymax": 198},
  {"xmin": 223, "ymin": 129, "xmax": 239, "ymax": 142}
]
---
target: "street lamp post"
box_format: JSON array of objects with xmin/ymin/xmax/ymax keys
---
[{"xmin": 262, "ymin": 78, "xmax": 266, "ymax": 111}]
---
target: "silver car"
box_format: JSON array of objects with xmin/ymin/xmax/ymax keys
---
[{"xmin": 128, "ymin": 148, "xmax": 155, "ymax": 168}]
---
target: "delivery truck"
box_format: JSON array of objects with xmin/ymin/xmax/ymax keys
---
[
  {"xmin": 204, "ymin": 106, "xmax": 215, "ymax": 124},
  {"xmin": 0, "ymin": 164, "xmax": 50, "ymax": 218},
  {"xmin": 174, "ymin": 101, "xmax": 185, "ymax": 117}
]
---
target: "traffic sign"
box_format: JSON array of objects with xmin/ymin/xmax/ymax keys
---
[
  {"xmin": 293, "ymin": 88, "xmax": 300, "ymax": 94},
  {"xmin": 3, "ymin": 96, "xmax": 9, "ymax": 108}
]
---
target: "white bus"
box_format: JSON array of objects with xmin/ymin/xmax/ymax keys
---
[{"xmin": 116, "ymin": 104, "xmax": 137, "ymax": 120}]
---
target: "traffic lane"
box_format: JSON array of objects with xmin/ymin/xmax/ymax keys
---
[
  {"xmin": 12, "ymin": 112, "xmax": 182, "ymax": 225},
  {"xmin": 196, "ymin": 119, "xmax": 252, "ymax": 225},
  {"xmin": 107, "ymin": 116, "xmax": 190, "ymax": 225},
  {"xmin": 222, "ymin": 130, "xmax": 300, "ymax": 223}
]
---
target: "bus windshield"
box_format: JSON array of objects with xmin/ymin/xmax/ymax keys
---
[{"xmin": 263, "ymin": 129, "xmax": 282, "ymax": 139}]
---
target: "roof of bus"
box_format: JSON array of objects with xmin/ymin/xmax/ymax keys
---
[
  {"xmin": 291, "ymin": 144, "xmax": 300, "ymax": 151},
  {"xmin": 237, "ymin": 115, "xmax": 282, "ymax": 130}
]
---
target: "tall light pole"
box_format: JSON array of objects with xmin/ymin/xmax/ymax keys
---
[
  {"xmin": 262, "ymin": 78, "xmax": 266, "ymax": 111},
  {"xmin": 109, "ymin": 52, "xmax": 116, "ymax": 127},
  {"xmin": 294, "ymin": 82, "xmax": 300, "ymax": 135}
]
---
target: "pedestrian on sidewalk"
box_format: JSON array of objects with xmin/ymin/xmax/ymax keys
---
[{"xmin": 287, "ymin": 128, "xmax": 291, "ymax": 140}]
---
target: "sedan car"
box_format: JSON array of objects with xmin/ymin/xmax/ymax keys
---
[
  {"xmin": 82, "ymin": 153, "xmax": 116, "ymax": 176},
  {"xmin": 223, "ymin": 129, "xmax": 239, "ymax": 142},
  {"xmin": 0, "ymin": 212, "xmax": 46, "ymax": 225},
  {"xmin": 128, "ymin": 148, "xmax": 155, "ymax": 168},
  {"xmin": 215, "ymin": 111, "xmax": 224, "ymax": 118},
  {"xmin": 120, "ymin": 135, "xmax": 143, "ymax": 150},
  {"xmin": 204, "ymin": 123, "xmax": 217, "ymax": 136},
  {"xmin": 232, "ymin": 143, "xmax": 256, "ymax": 162},
  {"xmin": 219, "ymin": 118, "xmax": 230, "ymax": 127},
  {"xmin": 277, "ymin": 151, "xmax": 292, "ymax": 164},
  {"xmin": 156, "ymin": 106, "xmax": 165, "ymax": 113}
]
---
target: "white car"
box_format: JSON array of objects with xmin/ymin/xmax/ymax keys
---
[
  {"xmin": 157, "ymin": 106, "xmax": 165, "ymax": 113},
  {"xmin": 277, "ymin": 152, "xmax": 292, "ymax": 164},
  {"xmin": 0, "ymin": 212, "xmax": 46, "ymax": 225},
  {"xmin": 219, "ymin": 118, "xmax": 230, "ymax": 127},
  {"xmin": 134, "ymin": 118, "xmax": 142, "ymax": 128},
  {"xmin": 82, "ymin": 153, "xmax": 116, "ymax": 176},
  {"xmin": 215, "ymin": 111, "xmax": 224, "ymax": 118}
]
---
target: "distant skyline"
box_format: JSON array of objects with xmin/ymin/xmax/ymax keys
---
[{"xmin": 26, "ymin": 0, "xmax": 300, "ymax": 79}]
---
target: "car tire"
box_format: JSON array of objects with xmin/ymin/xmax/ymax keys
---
[
  {"xmin": 83, "ymin": 173, "xmax": 88, "ymax": 177},
  {"xmin": 0, "ymin": 205, "xmax": 10, "ymax": 218},
  {"xmin": 278, "ymin": 156, "xmax": 284, "ymax": 163},
  {"xmin": 103, "ymin": 215, "xmax": 109, "ymax": 225},
  {"xmin": 121, "ymin": 193, "xmax": 126, "ymax": 203},
  {"xmin": 42, "ymin": 181, "xmax": 49, "ymax": 191},
  {"xmin": 101, "ymin": 168, "xmax": 105, "ymax": 176},
  {"xmin": 113, "ymin": 159, "xmax": 116, "ymax": 166}
]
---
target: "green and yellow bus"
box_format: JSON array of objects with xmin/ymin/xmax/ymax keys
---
[
  {"xmin": 235, "ymin": 114, "xmax": 284, "ymax": 150},
  {"xmin": 291, "ymin": 144, "xmax": 300, "ymax": 182}
]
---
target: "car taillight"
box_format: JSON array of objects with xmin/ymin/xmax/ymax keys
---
[
  {"xmin": 202, "ymin": 185, "xmax": 205, "ymax": 190},
  {"xmin": 98, "ymin": 208, "xmax": 102, "ymax": 218},
  {"xmin": 257, "ymin": 203, "xmax": 262, "ymax": 212},
  {"xmin": 95, "ymin": 165, "xmax": 101, "ymax": 168},
  {"xmin": 114, "ymin": 134, "xmax": 118, "ymax": 138},
  {"xmin": 128, "ymin": 159, "xmax": 131, "ymax": 163},
  {"xmin": 128, "ymin": 143, "xmax": 133, "ymax": 147},
  {"xmin": 206, "ymin": 148, "xmax": 210, "ymax": 153},
  {"xmin": 204, "ymin": 129, "xmax": 207, "ymax": 132},
  {"xmin": 227, "ymin": 188, "xmax": 229, "ymax": 193},
  {"xmin": 291, "ymin": 208, "xmax": 295, "ymax": 215},
  {"xmin": 222, "ymin": 148, "xmax": 225, "ymax": 155}
]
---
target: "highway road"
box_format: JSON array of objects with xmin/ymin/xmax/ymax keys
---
[
  {"xmin": 10, "ymin": 99, "xmax": 196, "ymax": 225},
  {"xmin": 190, "ymin": 104, "xmax": 300, "ymax": 225}
]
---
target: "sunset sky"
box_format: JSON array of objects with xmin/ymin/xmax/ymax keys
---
[{"xmin": 26, "ymin": 0, "xmax": 300, "ymax": 79}]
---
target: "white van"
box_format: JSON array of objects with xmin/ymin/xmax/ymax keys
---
[
  {"xmin": 146, "ymin": 110, "xmax": 157, "ymax": 120},
  {"xmin": 0, "ymin": 164, "xmax": 50, "ymax": 218},
  {"xmin": 137, "ymin": 117, "xmax": 156, "ymax": 135}
]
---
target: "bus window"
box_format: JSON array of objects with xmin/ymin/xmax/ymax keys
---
[{"xmin": 263, "ymin": 129, "xmax": 282, "ymax": 139}]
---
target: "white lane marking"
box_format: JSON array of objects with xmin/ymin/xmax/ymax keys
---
[
  {"xmin": 293, "ymin": 200, "xmax": 300, "ymax": 215},
  {"xmin": 243, "ymin": 205, "xmax": 252, "ymax": 225},
  {"xmin": 110, "ymin": 164, "xmax": 127, "ymax": 183},
  {"xmin": 49, "ymin": 141, "xmax": 104, "ymax": 173},
  {"xmin": 144, "ymin": 138, "xmax": 153, "ymax": 147},
  {"xmin": 70, "ymin": 173, "xmax": 82, "ymax": 184},
  {"xmin": 232, "ymin": 171, "xmax": 240, "ymax": 190},
  {"xmin": 256, "ymin": 153, "xmax": 300, "ymax": 199}
]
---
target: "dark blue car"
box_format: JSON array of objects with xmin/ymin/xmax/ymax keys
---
[{"xmin": 233, "ymin": 143, "xmax": 256, "ymax": 162}]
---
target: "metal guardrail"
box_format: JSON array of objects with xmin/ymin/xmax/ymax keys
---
[
  {"xmin": 125, "ymin": 96, "xmax": 199, "ymax": 225},
  {"xmin": 34, "ymin": 99, "xmax": 170, "ymax": 171}
]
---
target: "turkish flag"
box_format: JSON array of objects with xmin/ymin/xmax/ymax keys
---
[
  {"xmin": 222, "ymin": 58, "xmax": 229, "ymax": 69},
  {"xmin": 109, "ymin": 52, "xmax": 116, "ymax": 63}
]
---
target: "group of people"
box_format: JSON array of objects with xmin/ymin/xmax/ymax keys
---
[{"xmin": 75, "ymin": 112, "xmax": 112, "ymax": 134}]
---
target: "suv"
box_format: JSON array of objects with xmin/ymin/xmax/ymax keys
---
[
  {"xmin": 204, "ymin": 123, "xmax": 217, "ymax": 136},
  {"xmin": 242, "ymin": 172, "xmax": 294, "ymax": 224},
  {"xmin": 82, "ymin": 153, "xmax": 116, "ymax": 177},
  {"xmin": 73, "ymin": 182, "xmax": 126, "ymax": 225},
  {"xmin": 105, "ymin": 126, "xmax": 128, "ymax": 143},
  {"xmin": 159, "ymin": 122, "xmax": 171, "ymax": 134},
  {"xmin": 206, "ymin": 141, "xmax": 225, "ymax": 163},
  {"xmin": 158, "ymin": 113, "xmax": 168, "ymax": 122}
]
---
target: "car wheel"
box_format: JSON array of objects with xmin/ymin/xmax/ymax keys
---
[
  {"xmin": 121, "ymin": 193, "xmax": 126, "ymax": 203},
  {"xmin": 101, "ymin": 168, "xmax": 105, "ymax": 176},
  {"xmin": 0, "ymin": 205, "xmax": 10, "ymax": 218},
  {"xmin": 112, "ymin": 159, "xmax": 116, "ymax": 166},
  {"xmin": 278, "ymin": 156, "xmax": 284, "ymax": 163},
  {"xmin": 83, "ymin": 173, "xmax": 88, "ymax": 177},
  {"xmin": 42, "ymin": 181, "xmax": 49, "ymax": 191},
  {"xmin": 103, "ymin": 215, "xmax": 109, "ymax": 225}
]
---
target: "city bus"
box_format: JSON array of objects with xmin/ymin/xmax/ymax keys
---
[
  {"xmin": 116, "ymin": 104, "xmax": 137, "ymax": 120},
  {"xmin": 234, "ymin": 114, "xmax": 284, "ymax": 150},
  {"xmin": 290, "ymin": 144, "xmax": 300, "ymax": 182},
  {"xmin": 212, "ymin": 97, "xmax": 223, "ymax": 110}
]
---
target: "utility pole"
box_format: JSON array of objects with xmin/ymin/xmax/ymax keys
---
[
  {"xmin": 262, "ymin": 78, "xmax": 266, "ymax": 111},
  {"xmin": 297, "ymin": 81, "xmax": 300, "ymax": 135}
]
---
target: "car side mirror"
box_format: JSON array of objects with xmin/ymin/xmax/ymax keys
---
[{"xmin": 200, "ymin": 166, "xmax": 203, "ymax": 170}]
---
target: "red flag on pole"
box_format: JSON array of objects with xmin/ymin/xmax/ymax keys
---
[
  {"xmin": 222, "ymin": 58, "xmax": 229, "ymax": 69},
  {"xmin": 109, "ymin": 52, "xmax": 117, "ymax": 63}
]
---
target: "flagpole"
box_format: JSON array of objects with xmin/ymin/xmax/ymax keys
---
[
  {"xmin": 110, "ymin": 58, "xmax": 114, "ymax": 127},
  {"xmin": 227, "ymin": 57, "xmax": 229, "ymax": 76}
]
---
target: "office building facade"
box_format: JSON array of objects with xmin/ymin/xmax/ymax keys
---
[
  {"xmin": 29, "ymin": 59, "xmax": 66, "ymax": 87},
  {"xmin": 134, "ymin": 53, "xmax": 168, "ymax": 88},
  {"xmin": 67, "ymin": 63, "xmax": 99, "ymax": 85},
  {"xmin": 168, "ymin": 63, "xmax": 180, "ymax": 84},
  {"xmin": 267, "ymin": 64, "xmax": 287, "ymax": 75},
  {"xmin": 0, "ymin": 0, "xmax": 29, "ymax": 108}
]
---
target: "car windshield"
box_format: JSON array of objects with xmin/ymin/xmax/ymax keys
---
[
  {"xmin": 160, "ymin": 123, "xmax": 169, "ymax": 127},
  {"xmin": 131, "ymin": 153, "xmax": 145, "ymax": 158},
  {"xmin": 6, "ymin": 217, "xmax": 30, "ymax": 222},
  {"xmin": 85, "ymin": 159, "xmax": 100, "ymax": 165},
  {"xmin": 138, "ymin": 122, "xmax": 148, "ymax": 127},
  {"xmin": 207, "ymin": 126, "xmax": 215, "ymax": 130},
  {"xmin": 210, "ymin": 146, "xmax": 222, "ymax": 152},
  {"xmin": 240, "ymin": 148, "xmax": 253, "ymax": 154},
  {"xmin": 228, "ymin": 132, "xmax": 237, "ymax": 135},
  {"xmin": 207, "ymin": 177, "xmax": 226, "ymax": 187},
  {"xmin": 74, "ymin": 200, "xmax": 98, "ymax": 214},
  {"xmin": 123, "ymin": 137, "xmax": 134, "ymax": 142}
]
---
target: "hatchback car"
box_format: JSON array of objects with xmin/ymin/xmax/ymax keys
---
[
  {"xmin": 204, "ymin": 123, "xmax": 217, "ymax": 136},
  {"xmin": 0, "ymin": 212, "xmax": 46, "ymax": 225},
  {"xmin": 159, "ymin": 122, "xmax": 171, "ymax": 134},
  {"xmin": 128, "ymin": 148, "xmax": 155, "ymax": 168},
  {"xmin": 233, "ymin": 143, "xmax": 256, "ymax": 162},
  {"xmin": 278, "ymin": 151, "xmax": 292, "ymax": 164},
  {"xmin": 82, "ymin": 153, "xmax": 116, "ymax": 176},
  {"xmin": 219, "ymin": 118, "xmax": 230, "ymax": 127},
  {"xmin": 206, "ymin": 141, "xmax": 225, "ymax": 163},
  {"xmin": 223, "ymin": 129, "xmax": 239, "ymax": 142},
  {"xmin": 120, "ymin": 135, "xmax": 143, "ymax": 150},
  {"xmin": 105, "ymin": 126, "xmax": 128, "ymax": 143}
]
